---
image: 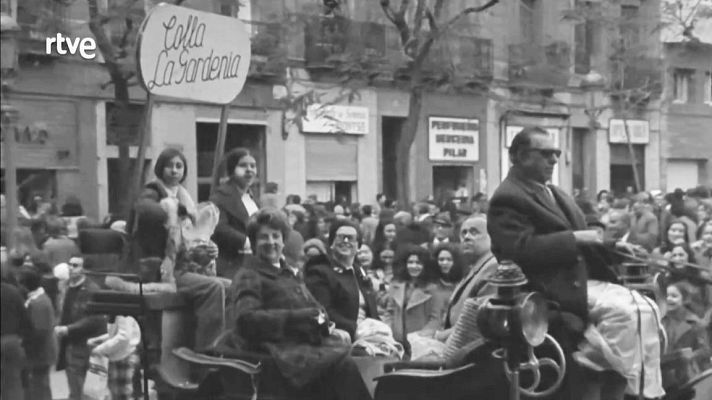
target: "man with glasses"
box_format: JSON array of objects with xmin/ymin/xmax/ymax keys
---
[
  {"xmin": 488, "ymin": 126, "xmax": 619, "ymax": 400},
  {"xmin": 54, "ymin": 256, "xmax": 106, "ymax": 400},
  {"xmin": 305, "ymin": 219, "xmax": 380, "ymax": 341}
]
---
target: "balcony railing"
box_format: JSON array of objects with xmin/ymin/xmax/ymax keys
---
[
  {"xmin": 508, "ymin": 41, "xmax": 572, "ymax": 87},
  {"xmin": 244, "ymin": 20, "xmax": 286, "ymax": 78},
  {"xmin": 16, "ymin": 1, "xmax": 70, "ymax": 56},
  {"xmin": 423, "ymin": 34, "xmax": 494, "ymax": 81},
  {"xmin": 303, "ymin": 16, "xmax": 386, "ymax": 69}
]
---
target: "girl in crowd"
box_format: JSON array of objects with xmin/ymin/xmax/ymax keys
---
[
  {"xmin": 211, "ymin": 148, "xmax": 260, "ymax": 278},
  {"xmin": 691, "ymin": 221, "xmax": 712, "ymax": 271},
  {"xmin": 371, "ymin": 219, "xmax": 397, "ymax": 259},
  {"xmin": 383, "ymin": 245, "xmax": 446, "ymax": 345},
  {"xmin": 653, "ymin": 220, "xmax": 691, "ymax": 260},
  {"xmin": 664, "ymin": 243, "xmax": 708, "ymax": 318},
  {"xmin": 661, "ymin": 281, "xmax": 710, "ymax": 389},
  {"xmin": 432, "ymin": 244, "xmax": 465, "ymax": 301}
]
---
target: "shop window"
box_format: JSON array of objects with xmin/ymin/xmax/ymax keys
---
[
  {"xmin": 705, "ymin": 71, "xmax": 712, "ymax": 104},
  {"xmin": 673, "ymin": 69, "xmax": 693, "ymax": 103},
  {"xmin": 195, "ymin": 122, "xmax": 266, "ymax": 203},
  {"xmin": 305, "ymin": 181, "xmax": 356, "ymax": 205},
  {"xmin": 609, "ymin": 143, "xmax": 645, "ymax": 195}
]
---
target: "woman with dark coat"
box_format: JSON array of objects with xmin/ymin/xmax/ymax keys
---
[
  {"xmin": 129, "ymin": 148, "xmax": 195, "ymax": 263},
  {"xmin": 210, "ymin": 148, "xmax": 260, "ymax": 278},
  {"xmin": 217, "ymin": 209, "xmax": 371, "ymax": 400}
]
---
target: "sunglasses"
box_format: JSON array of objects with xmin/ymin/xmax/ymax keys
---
[{"xmin": 69, "ymin": 262, "xmax": 83, "ymax": 268}]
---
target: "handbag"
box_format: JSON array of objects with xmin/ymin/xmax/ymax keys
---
[{"xmin": 83, "ymin": 354, "xmax": 110, "ymax": 400}]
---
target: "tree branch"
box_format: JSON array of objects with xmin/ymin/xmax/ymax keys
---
[
  {"xmin": 433, "ymin": 0, "xmax": 446, "ymax": 20},
  {"xmin": 380, "ymin": 0, "xmax": 397, "ymax": 24},
  {"xmin": 425, "ymin": 8, "xmax": 438, "ymax": 33},
  {"xmin": 442, "ymin": 0, "xmax": 499, "ymax": 33},
  {"xmin": 88, "ymin": 0, "xmax": 119, "ymax": 67}
]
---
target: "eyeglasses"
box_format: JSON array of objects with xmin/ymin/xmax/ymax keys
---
[{"xmin": 528, "ymin": 148, "xmax": 562, "ymax": 158}]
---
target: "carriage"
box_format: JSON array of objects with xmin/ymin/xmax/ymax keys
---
[{"xmin": 78, "ymin": 227, "xmax": 711, "ymax": 400}]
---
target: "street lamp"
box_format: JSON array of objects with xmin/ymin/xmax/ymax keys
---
[{"xmin": 1, "ymin": 9, "xmax": 20, "ymax": 250}]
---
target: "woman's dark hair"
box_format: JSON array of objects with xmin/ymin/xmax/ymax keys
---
[
  {"xmin": 597, "ymin": 190, "xmax": 610, "ymax": 203},
  {"xmin": 61, "ymin": 196, "xmax": 84, "ymax": 217},
  {"xmin": 373, "ymin": 219, "xmax": 396, "ymax": 247},
  {"xmin": 659, "ymin": 219, "xmax": 691, "ymax": 253},
  {"xmin": 394, "ymin": 244, "xmax": 434, "ymax": 285},
  {"xmin": 668, "ymin": 280, "xmax": 695, "ymax": 309},
  {"xmin": 224, "ymin": 147, "xmax": 253, "ymax": 178},
  {"xmin": 432, "ymin": 243, "xmax": 464, "ymax": 283},
  {"xmin": 246, "ymin": 208, "xmax": 291, "ymax": 254},
  {"xmin": 327, "ymin": 218, "xmax": 362, "ymax": 247},
  {"xmin": 669, "ymin": 242, "xmax": 697, "ymax": 266},
  {"xmin": 154, "ymin": 148, "xmax": 188, "ymax": 183}
]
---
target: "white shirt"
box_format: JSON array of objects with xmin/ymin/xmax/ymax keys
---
[{"xmin": 242, "ymin": 193, "xmax": 259, "ymax": 217}]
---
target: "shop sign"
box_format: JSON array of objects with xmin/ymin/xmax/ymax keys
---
[
  {"xmin": 428, "ymin": 117, "xmax": 479, "ymax": 162},
  {"xmin": 608, "ymin": 119, "xmax": 649, "ymax": 144},
  {"xmin": 137, "ymin": 4, "xmax": 251, "ymax": 104},
  {"xmin": 302, "ymin": 104, "xmax": 369, "ymax": 135},
  {"xmin": 0, "ymin": 99, "xmax": 78, "ymax": 169}
]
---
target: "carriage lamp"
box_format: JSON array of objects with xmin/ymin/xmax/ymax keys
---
[
  {"xmin": 476, "ymin": 260, "xmax": 565, "ymax": 400},
  {"xmin": 476, "ymin": 260, "xmax": 548, "ymax": 347}
]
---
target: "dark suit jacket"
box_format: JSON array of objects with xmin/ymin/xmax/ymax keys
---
[
  {"xmin": 488, "ymin": 168, "xmax": 617, "ymax": 322},
  {"xmin": 210, "ymin": 181, "xmax": 259, "ymax": 260},
  {"xmin": 25, "ymin": 293, "xmax": 58, "ymax": 367},
  {"xmin": 304, "ymin": 254, "xmax": 379, "ymax": 339}
]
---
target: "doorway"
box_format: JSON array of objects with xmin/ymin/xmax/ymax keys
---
[{"xmin": 381, "ymin": 117, "xmax": 404, "ymax": 201}]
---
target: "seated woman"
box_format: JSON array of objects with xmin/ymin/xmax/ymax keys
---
[
  {"xmin": 218, "ymin": 209, "xmax": 372, "ymax": 400},
  {"xmin": 117, "ymin": 148, "xmax": 227, "ymax": 351}
]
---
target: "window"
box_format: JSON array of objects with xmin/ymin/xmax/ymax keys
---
[
  {"xmin": 705, "ymin": 71, "xmax": 712, "ymax": 104},
  {"xmin": 673, "ymin": 69, "xmax": 693, "ymax": 103},
  {"xmin": 520, "ymin": 0, "xmax": 537, "ymax": 43},
  {"xmin": 620, "ymin": 5, "xmax": 640, "ymax": 49},
  {"xmin": 105, "ymin": 102, "xmax": 145, "ymax": 146}
]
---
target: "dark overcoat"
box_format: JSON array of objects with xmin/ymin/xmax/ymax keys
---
[
  {"xmin": 487, "ymin": 168, "xmax": 617, "ymax": 322},
  {"xmin": 218, "ymin": 256, "xmax": 349, "ymax": 388},
  {"xmin": 304, "ymin": 254, "xmax": 380, "ymax": 340},
  {"xmin": 56, "ymin": 279, "xmax": 106, "ymax": 370},
  {"xmin": 210, "ymin": 182, "xmax": 259, "ymax": 276}
]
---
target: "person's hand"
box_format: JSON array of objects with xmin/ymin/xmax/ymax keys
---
[
  {"xmin": 615, "ymin": 241, "xmax": 645, "ymax": 255},
  {"xmin": 573, "ymin": 230, "xmax": 602, "ymax": 244},
  {"xmin": 87, "ymin": 337, "xmax": 103, "ymax": 348},
  {"xmin": 206, "ymin": 241, "xmax": 219, "ymax": 259},
  {"xmin": 54, "ymin": 326, "xmax": 68, "ymax": 338}
]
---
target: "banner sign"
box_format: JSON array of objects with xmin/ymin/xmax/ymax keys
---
[
  {"xmin": 137, "ymin": 4, "xmax": 251, "ymax": 104},
  {"xmin": 302, "ymin": 104, "xmax": 369, "ymax": 135},
  {"xmin": 608, "ymin": 119, "xmax": 649, "ymax": 144},
  {"xmin": 428, "ymin": 117, "xmax": 479, "ymax": 162}
]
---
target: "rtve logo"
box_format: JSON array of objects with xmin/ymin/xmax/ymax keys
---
[{"xmin": 45, "ymin": 33, "xmax": 97, "ymax": 60}]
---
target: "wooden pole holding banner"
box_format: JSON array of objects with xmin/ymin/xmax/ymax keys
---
[
  {"xmin": 1, "ymin": 104, "xmax": 19, "ymax": 251},
  {"xmin": 210, "ymin": 104, "xmax": 230, "ymax": 195},
  {"xmin": 130, "ymin": 93, "xmax": 155, "ymax": 206}
]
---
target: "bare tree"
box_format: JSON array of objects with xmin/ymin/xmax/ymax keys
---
[{"xmin": 380, "ymin": 0, "xmax": 501, "ymax": 207}]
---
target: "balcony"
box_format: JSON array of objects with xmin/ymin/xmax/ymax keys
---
[
  {"xmin": 303, "ymin": 15, "xmax": 386, "ymax": 70},
  {"xmin": 245, "ymin": 20, "xmax": 286, "ymax": 78},
  {"xmin": 16, "ymin": 1, "xmax": 70, "ymax": 57},
  {"xmin": 423, "ymin": 34, "xmax": 494, "ymax": 83},
  {"xmin": 508, "ymin": 41, "xmax": 572, "ymax": 88}
]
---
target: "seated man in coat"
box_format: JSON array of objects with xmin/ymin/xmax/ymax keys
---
[
  {"xmin": 217, "ymin": 208, "xmax": 372, "ymax": 400},
  {"xmin": 305, "ymin": 219, "xmax": 380, "ymax": 341}
]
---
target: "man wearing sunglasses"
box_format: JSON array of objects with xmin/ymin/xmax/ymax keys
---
[{"xmin": 487, "ymin": 126, "xmax": 619, "ymax": 400}]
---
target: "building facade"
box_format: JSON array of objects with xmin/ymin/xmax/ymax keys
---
[{"xmin": 6, "ymin": 0, "xmax": 705, "ymax": 222}]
